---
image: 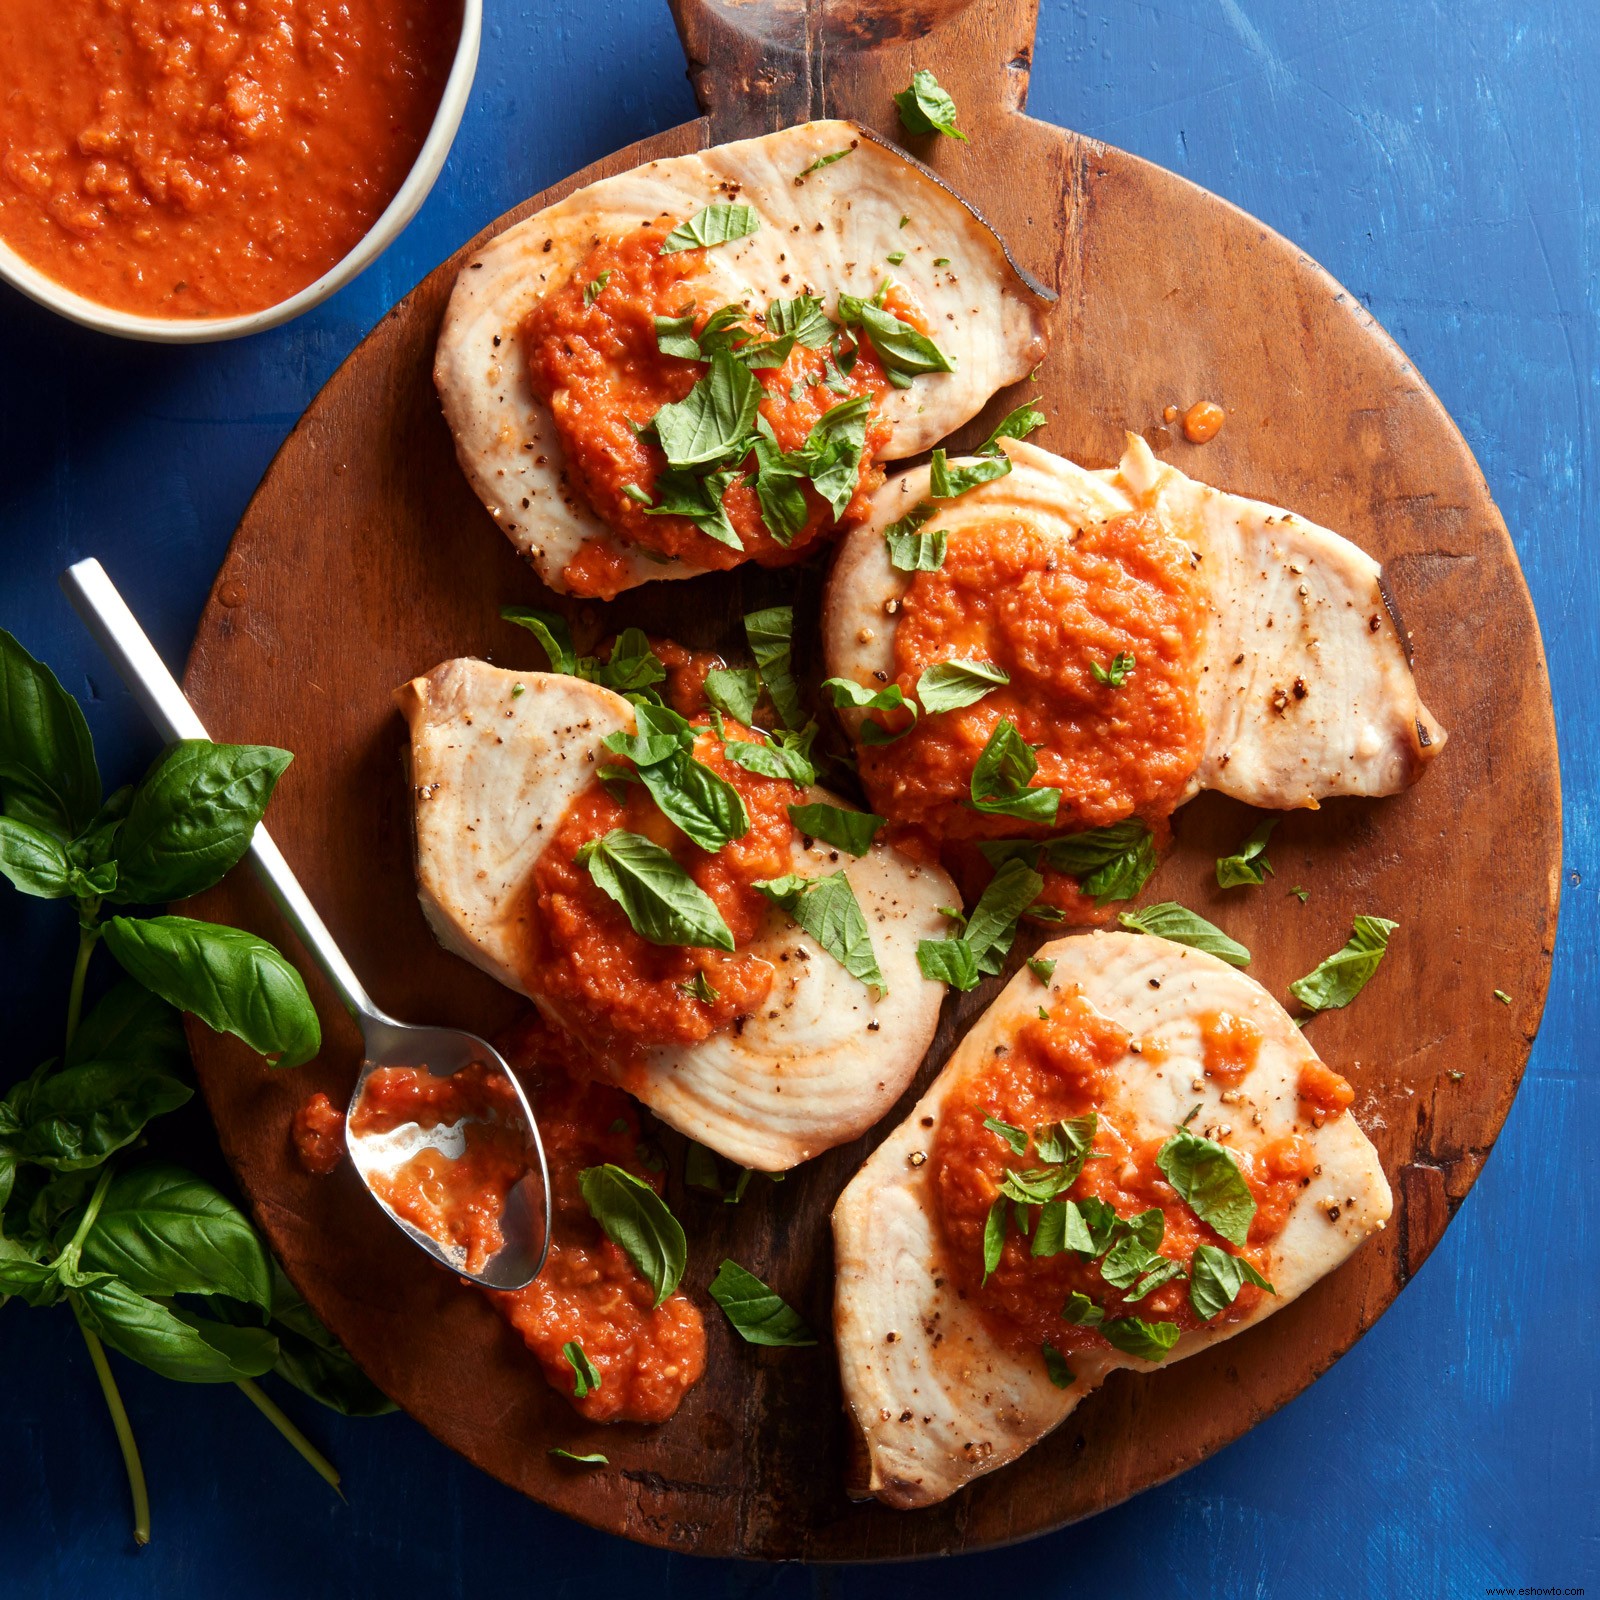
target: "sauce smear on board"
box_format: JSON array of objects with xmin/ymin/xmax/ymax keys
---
[{"xmin": 0, "ymin": 0, "xmax": 459, "ymax": 317}]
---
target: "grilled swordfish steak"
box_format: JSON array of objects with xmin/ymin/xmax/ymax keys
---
[
  {"xmin": 821, "ymin": 435, "xmax": 1444, "ymax": 860},
  {"xmin": 396, "ymin": 660, "xmax": 957, "ymax": 1171},
  {"xmin": 832, "ymin": 930, "xmax": 1392, "ymax": 1508},
  {"xmin": 435, "ymin": 120, "xmax": 1051, "ymax": 599}
]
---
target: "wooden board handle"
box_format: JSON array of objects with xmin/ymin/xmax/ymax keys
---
[{"xmin": 667, "ymin": 0, "xmax": 1040, "ymax": 142}]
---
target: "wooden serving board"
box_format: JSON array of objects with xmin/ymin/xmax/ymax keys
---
[{"xmin": 179, "ymin": 0, "xmax": 1560, "ymax": 1560}]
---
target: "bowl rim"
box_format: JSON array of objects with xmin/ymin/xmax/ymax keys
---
[{"xmin": 0, "ymin": 0, "xmax": 482, "ymax": 344}]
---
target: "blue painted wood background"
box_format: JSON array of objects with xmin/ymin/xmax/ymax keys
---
[{"xmin": 1, "ymin": 1, "xmax": 1594, "ymax": 1592}]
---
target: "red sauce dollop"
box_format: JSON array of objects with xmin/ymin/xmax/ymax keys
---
[
  {"xmin": 520, "ymin": 227, "xmax": 898, "ymax": 597},
  {"xmin": 932, "ymin": 994, "xmax": 1295, "ymax": 1356},
  {"xmin": 1200, "ymin": 1009, "xmax": 1263, "ymax": 1087},
  {"xmin": 523, "ymin": 719, "xmax": 801, "ymax": 1063},
  {"xmin": 0, "ymin": 0, "xmax": 458, "ymax": 317},
  {"xmin": 292, "ymin": 1091, "xmax": 345, "ymax": 1176}
]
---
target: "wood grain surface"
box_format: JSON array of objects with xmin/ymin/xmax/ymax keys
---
[{"xmin": 176, "ymin": 0, "xmax": 1559, "ymax": 1560}]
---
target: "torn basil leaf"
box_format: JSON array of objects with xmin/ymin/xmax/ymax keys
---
[
  {"xmin": 969, "ymin": 720, "xmax": 1060, "ymax": 824},
  {"xmin": 577, "ymin": 1163, "xmax": 687, "ymax": 1306},
  {"xmin": 963, "ymin": 857, "xmax": 1043, "ymax": 974},
  {"xmin": 1100, "ymin": 1316, "xmax": 1180, "ymax": 1362},
  {"xmin": 562, "ymin": 1340, "xmax": 601, "ymax": 1397},
  {"xmin": 1061, "ymin": 1291, "xmax": 1104, "ymax": 1326},
  {"xmin": 661, "ymin": 203, "xmax": 761, "ymax": 253},
  {"xmin": 916, "ymin": 658, "xmax": 1008, "ymax": 714},
  {"xmin": 1118, "ymin": 902, "xmax": 1250, "ymax": 968},
  {"xmin": 836, "ymin": 291, "xmax": 955, "ymax": 382},
  {"xmin": 502, "ymin": 607, "xmax": 579, "ymax": 674},
  {"xmin": 1156, "ymin": 1129, "xmax": 1255, "ymax": 1248},
  {"xmin": 677, "ymin": 969, "xmax": 719, "ymax": 1004},
  {"xmin": 708, "ymin": 1259, "xmax": 818, "ymax": 1347},
  {"xmin": 1028, "ymin": 956, "xmax": 1056, "ymax": 985},
  {"xmin": 983, "ymin": 1115, "xmax": 1028, "ymax": 1156},
  {"xmin": 1090, "ymin": 651, "xmax": 1135, "ymax": 688},
  {"xmin": 893, "ymin": 68, "xmax": 969, "ymax": 142},
  {"xmin": 1188, "ymin": 1244, "xmax": 1275, "ymax": 1321},
  {"xmin": 651, "ymin": 349, "xmax": 760, "ymax": 470},
  {"xmin": 803, "ymin": 396, "xmax": 871, "ymax": 518},
  {"xmin": 654, "ymin": 308, "xmax": 703, "ymax": 359},
  {"xmin": 979, "ymin": 403, "xmax": 1047, "ymax": 455},
  {"xmin": 744, "ymin": 606, "xmax": 806, "ymax": 731},
  {"xmin": 787, "ymin": 802, "xmax": 884, "ymax": 856},
  {"xmin": 576, "ymin": 830, "xmax": 734, "ymax": 951},
  {"xmin": 643, "ymin": 466, "xmax": 743, "ymax": 549},
  {"xmin": 884, "ymin": 503, "xmax": 945, "ymax": 571},
  {"xmin": 916, "ymin": 936, "xmax": 979, "ymax": 989},
  {"xmin": 724, "ymin": 724, "xmax": 818, "ymax": 786},
  {"xmin": 1041, "ymin": 1339, "xmax": 1074, "ymax": 1389},
  {"xmin": 824, "ymin": 677, "xmax": 917, "ymax": 746},
  {"xmin": 1216, "ymin": 817, "xmax": 1277, "ymax": 888},
  {"xmin": 928, "ymin": 448, "xmax": 1011, "ymax": 499},
  {"xmin": 703, "ymin": 667, "xmax": 761, "ymax": 725},
  {"xmin": 549, "ymin": 1448, "xmax": 608, "ymax": 1467},
  {"xmin": 1288, "ymin": 916, "xmax": 1398, "ymax": 1013},
  {"xmin": 754, "ymin": 870, "xmax": 886, "ymax": 994},
  {"xmin": 982, "ymin": 1195, "xmax": 1007, "ymax": 1282},
  {"xmin": 750, "ymin": 422, "xmax": 811, "ymax": 545},
  {"xmin": 583, "ymin": 271, "xmax": 611, "ymax": 306},
  {"xmin": 767, "ymin": 294, "xmax": 836, "ymax": 349}
]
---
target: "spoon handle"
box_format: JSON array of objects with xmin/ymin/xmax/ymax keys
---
[{"xmin": 60, "ymin": 558, "xmax": 384, "ymax": 1030}]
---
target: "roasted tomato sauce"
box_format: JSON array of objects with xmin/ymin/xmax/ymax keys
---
[
  {"xmin": 863, "ymin": 510, "xmax": 1208, "ymax": 908},
  {"xmin": 932, "ymin": 994, "xmax": 1307, "ymax": 1357},
  {"xmin": 0, "ymin": 0, "xmax": 458, "ymax": 317},
  {"xmin": 523, "ymin": 719, "xmax": 801, "ymax": 1064},
  {"xmin": 1200, "ymin": 1009, "xmax": 1263, "ymax": 1088},
  {"xmin": 349, "ymin": 1063, "xmax": 530, "ymax": 1277},
  {"xmin": 491, "ymin": 1014, "xmax": 706, "ymax": 1424},
  {"xmin": 520, "ymin": 226, "xmax": 898, "ymax": 597}
]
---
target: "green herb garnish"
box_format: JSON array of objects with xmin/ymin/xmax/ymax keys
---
[
  {"xmin": 787, "ymin": 802, "xmax": 884, "ymax": 856},
  {"xmin": 661, "ymin": 203, "xmax": 761, "ymax": 253},
  {"xmin": 1117, "ymin": 902, "xmax": 1250, "ymax": 967},
  {"xmin": 754, "ymin": 870, "xmax": 886, "ymax": 994},
  {"xmin": 708, "ymin": 1260, "xmax": 818, "ymax": 1346},
  {"xmin": 1216, "ymin": 817, "xmax": 1277, "ymax": 888},
  {"xmin": 893, "ymin": 69, "xmax": 969, "ymax": 141},
  {"xmin": 578, "ymin": 1164, "xmax": 687, "ymax": 1305},
  {"xmin": 1289, "ymin": 916, "xmax": 1397, "ymax": 1013}
]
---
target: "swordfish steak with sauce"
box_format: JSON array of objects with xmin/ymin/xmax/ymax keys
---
[
  {"xmin": 395, "ymin": 659, "xmax": 956, "ymax": 1171},
  {"xmin": 821, "ymin": 435, "xmax": 1443, "ymax": 857},
  {"xmin": 833, "ymin": 930, "xmax": 1392, "ymax": 1509},
  {"xmin": 434, "ymin": 120, "xmax": 1051, "ymax": 598}
]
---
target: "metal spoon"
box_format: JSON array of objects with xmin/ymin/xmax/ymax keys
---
[{"xmin": 60, "ymin": 558, "xmax": 551, "ymax": 1291}]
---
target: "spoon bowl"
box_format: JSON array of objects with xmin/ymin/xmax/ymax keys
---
[{"xmin": 60, "ymin": 557, "xmax": 551, "ymax": 1291}]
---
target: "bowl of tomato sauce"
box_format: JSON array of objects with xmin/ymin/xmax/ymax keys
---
[{"xmin": 0, "ymin": 0, "xmax": 480, "ymax": 342}]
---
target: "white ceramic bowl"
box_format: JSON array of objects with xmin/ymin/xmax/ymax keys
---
[{"xmin": 0, "ymin": 0, "xmax": 481, "ymax": 343}]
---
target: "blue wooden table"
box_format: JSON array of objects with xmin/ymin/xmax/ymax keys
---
[{"xmin": 2, "ymin": 2, "xmax": 1594, "ymax": 1593}]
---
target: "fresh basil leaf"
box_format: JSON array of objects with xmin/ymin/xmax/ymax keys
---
[
  {"xmin": 884, "ymin": 504, "xmax": 946, "ymax": 571},
  {"xmin": 563, "ymin": 1340, "xmax": 601, "ymax": 1397},
  {"xmin": 651, "ymin": 349, "xmax": 760, "ymax": 470},
  {"xmin": 550, "ymin": 1448, "xmax": 608, "ymax": 1467},
  {"xmin": 653, "ymin": 309, "xmax": 702, "ymax": 359},
  {"xmin": 982, "ymin": 1195, "xmax": 1007, "ymax": 1283},
  {"xmin": 979, "ymin": 403, "xmax": 1047, "ymax": 455},
  {"xmin": 603, "ymin": 700, "xmax": 693, "ymax": 766},
  {"xmin": 252, "ymin": 1263, "xmax": 395, "ymax": 1415},
  {"xmin": 1062, "ymin": 1290, "xmax": 1104, "ymax": 1326},
  {"xmin": 803, "ymin": 396, "xmax": 872, "ymax": 519},
  {"xmin": 708, "ymin": 1259, "xmax": 818, "ymax": 1346},
  {"xmin": 1030, "ymin": 1199, "xmax": 1071, "ymax": 1257},
  {"xmin": 800, "ymin": 148, "xmax": 852, "ymax": 176},
  {"xmin": 1089, "ymin": 652, "xmax": 1135, "ymax": 689},
  {"xmin": 583, "ymin": 271, "xmax": 611, "ymax": 305},
  {"xmin": 983, "ymin": 1115, "xmax": 1028, "ymax": 1156},
  {"xmin": 80, "ymin": 1164, "xmax": 271, "ymax": 1307},
  {"xmin": 787, "ymin": 802, "xmax": 883, "ymax": 856},
  {"xmin": 576, "ymin": 830, "xmax": 734, "ymax": 951},
  {"xmin": 1156, "ymin": 1129, "xmax": 1256, "ymax": 1247},
  {"xmin": 733, "ymin": 332, "xmax": 796, "ymax": 370},
  {"xmin": 980, "ymin": 821, "xmax": 1160, "ymax": 905},
  {"xmin": 1188, "ymin": 1243, "xmax": 1275, "ymax": 1321},
  {"xmin": 917, "ymin": 658, "xmax": 1008, "ymax": 715},
  {"xmin": 111, "ymin": 741, "xmax": 292, "ymax": 905},
  {"xmin": 964, "ymin": 858, "xmax": 1043, "ymax": 974},
  {"xmin": 643, "ymin": 465, "xmax": 743, "ymax": 549},
  {"xmin": 724, "ymin": 725, "xmax": 817, "ymax": 786},
  {"xmin": 750, "ymin": 423, "xmax": 811, "ymax": 545},
  {"xmin": 928, "ymin": 449, "xmax": 1011, "ymax": 499},
  {"xmin": 621, "ymin": 742, "xmax": 750, "ymax": 854},
  {"xmin": 684, "ymin": 1140, "xmax": 724, "ymax": 1196},
  {"xmin": 67, "ymin": 980, "xmax": 185, "ymax": 1075},
  {"xmin": 1073, "ymin": 1195, "xmax": 1124, "ymax": 1258},
  {"xmin": 695, "ymin": 305, "xmax": 748, "ymax": 353},
  {"xmin": 836, "ymin": 293, "xmax": 955, "ymax": 381},
  {"xmin": 893, "ymin": 68, "xmax": 969, "ymax": 141},
  {"xmin": 1041, "ymin": 1339, "xmax": 1074, "ymax": 1388},
  {"xmin": 1028, "ymin": 956, "xmax": 1056, "ymax": 985},
  {"xmin": 1123, "ymin": 1257, "xmax": 1187, "ymax": 1303},
  {"xmin": 1032, "ymin": 1112, "xmax": 1096, "ymax": 1174},
  {"xmin": 0, "ymin": 815, "xmax": 76, "ymax": 898},
  {"xmin": 1289, "ymin": 916, "xmax": 1398, "ymax": 1013},
  {"xmin": 1100, "ymin": 1315, "xmax": 1180, "ymax": 1363},
  {"xmin": 2, "ymin": 1057, "xmax": 191, "ymax": 1170},
  {"xmin": 596, "ymin": 629, "xmax": 667, "ymax": 694},
  {"xmin": 578, "ymin": 1163, "xmax": 687, "ymax": 1306},
  {"xmin": 767, "ymin": 294, "xmax": 835, "ymax": 349},
  {"xmin": 501, "ymin": 608, "xmax": 579, "ymax": 673},
  {"xmin": 753, "ymin": 870, "xmax": 885, "ymax": 994},
  {"xmin": 0, "ymin": 1255, "xmax": 64, "ymax": 1309},
  {"xmin": 916, "ymin": 936, "xmax": 979, "ymax": 989},
  {"xmin": 744, "ymin": 607, "xmax": 806, "ymax": 731},
  {"xmin": 73, "ymin": 1277, "xmax": 279, "ymax": 1382},
  {"xmin": 101, "ymin": 915, "xmax": 320, "ymax": 1068},
  {"xmin": 0, "ymin": 628, "xmax": 100, "ymax": 838},
  {"xmin": 703, "ymin": 668, "xmax": 761, "ymax": 724},
  {"xmin": 969, "ymin": 720, "xmax": 1060, "ymax": 823},
  {"xmin": 1118, "ymin": 902, "xmax": 1251, "ymax": 967},
  {"xmin": 661, "ymin": 203, "xmax": 761, "ymax": 253},
  {"xmin": 824, "ymin": 677, "xmax": 918, "ymax": 746}
]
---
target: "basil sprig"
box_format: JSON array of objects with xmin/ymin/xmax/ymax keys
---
[
  {"xmin": 1118, "ymin": 902, "xmax": 1251, "ymax": 967},
  {"xmin": 1156, "ymin": 1129, "xmax": 1256, "ymax": 1247},
  {"xmin": 578, "ymin": 1164, "xmax": 687, "ymax": 1306},
  {"xmin": 968, "ymin": 720, "xmax": 1061, "ymax": 824},
  {"xmin": 979, "ymin": 819, "xmax": 1158, "ymax": 905},
  {"xmin": 916, "ymin": 658, "xmax": 1008, "ymax": 714},
  {"xmin": 660, "ymin": 203, "xmax": 761, "ymax": 253},
  {"xmin": 893, "ymin": 68, "xmax": 969, "ymax": 142},
  {"xmin": 754, "ymin": 870, "xmax": 886, "ymax": 994},
  {"xmin": 708, "ymin": 1259, "xmax": 818, "ymax": 1346},
  {"xmin": 787, "ymin": 802, "xmax": 884, "ymax": 856},
  {"xmin": 1289, "ymin": 916, "xmax": 1398, "ymax": 1013},
  {"xmin": 1216, "ymin": 817, "xmax": 1277, "ymax": 888},
  {"xmin": 577, "ymin": 830, "xmax": 735, "ymax": 951}
]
